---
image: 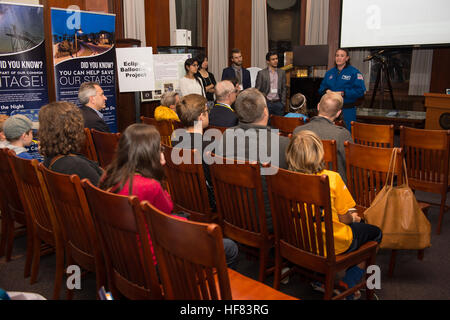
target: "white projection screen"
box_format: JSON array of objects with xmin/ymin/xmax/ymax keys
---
[{"xmin": 340, "ymin": 0, "xmax": 450, "ymax": 48}]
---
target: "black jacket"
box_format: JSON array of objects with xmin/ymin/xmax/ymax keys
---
[{"xmin": 79, "ymin": 105, "xmax": 110, "ymax": 133}]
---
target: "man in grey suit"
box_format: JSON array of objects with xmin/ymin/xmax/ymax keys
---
[{"xmin": 255, "ymin": 51, "xmax": 287, "ymax": 116}]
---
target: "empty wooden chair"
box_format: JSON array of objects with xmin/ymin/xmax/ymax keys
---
[
  {"xmin": 82, "ymin": 179, "xmax": 162, "ymax": 300},
  {"xmin": 209, "ymin": 156, "xmax": 273, "ymax": 283},
  {"xmin": 0, "ymin": 149, "xmax": 31, "ymax": 275},
  {"xmin": 141, "ymin": 201, "xmax": 298, "ymax": 300},
  {"xmin": 163, "ymin": 145, "xmax": 215, "ymax": 222},
  {"xmin": 90, "ymin": 129, "xmax": 120, "ymax": 168},
  {"xmin": 79, "ymin": 128, "xmax": 98, "ymax": 162},
  {"xmin": 8, "ymin": 151, "xmax": 64, "ymax": 300},
  {"xmin": 266, "ymin": 168, "xmax": 378, "ymax": 300},
  {"xmin": 39, "ymin": 164, "xmax": 106, "ymax": 299},
  {"xmin": 344, "ymin": 142, "xmax": 427, "ymax": 276},
  {"xmin": 400, "ymin": 126, "xmax": 450, "ymax": 234},
  {"xmin": 351, "ymin": 122, "xmax": 394, "ymax": 147},
  {"xmin": 322, "ymin": 139, "xmax": 338, "ymax": 172},
  {"xmin": 270, "ymin": 115, "xmax": 305, "ymax": 136}
]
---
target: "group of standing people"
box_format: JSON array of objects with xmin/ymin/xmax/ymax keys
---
[{"xmin": 178, "ymin": 47, "xmax": 365, "ymax": 131}]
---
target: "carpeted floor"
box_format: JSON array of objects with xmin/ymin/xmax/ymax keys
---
[{"xmin": 1, "ymin": 190, "xmax": 449, "ymax": 300}]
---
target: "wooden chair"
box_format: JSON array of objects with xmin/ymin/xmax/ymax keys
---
[
  {"xmin": 400, "ymin": 126, "xmax": 450, "ymax": 234},
  {"xmin": 344, "ymin": 142, "xmax": 427, "ymax": 276},
  {"xmin": 141, "ymin": 201, "xmax": 298, "ymax": 300},
  {"xmin": 270, "ymin": 115, "xmax": 304, "ymax": 136},
  {"xmin": 82, "ymin": 179, "xmax": 162, "ymax": 300},
  {"xmin": 39, "ymin": 164, "xmax": 106, "ymax": 299},
  {"xmin": 209, "ymin": 156, "xmax": 274, "ymax": 283},
  {"xmin": 0, "ymin": 149, "xmax": 31, "ymax": 275},
  {"xmin": 141, "ymin": 116, "xmax": 182, "ymax": 146},
  {"xmin": 322, "ymin": 139, "xmax": 338, "ymax": 172},
  {"xmin": 163, "ymin": 145, "xmax": 215, "ymax": 223},
  {"xmin": 351, "ymin": 121, "xmax": 395, "ymax": 147},
  {"xmin": 266, "ymin": 168, "xmax": 378, "ymax": 300},
  {"xmin": 7, "ymin": 151, "xmax": 64, "ymax": 300},
  {"xmin": 90, "ymin": 129, "xmax": 120, "ymax": 168},
  {"xmin": 79, "ymin": 128, "xmax": 98, "ymax": 162}
]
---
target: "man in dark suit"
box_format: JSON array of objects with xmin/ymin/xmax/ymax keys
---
[
  {"xmin": 255, "ymin": 51, "xmax": 287, "ymax": 116},
  {"xmin": 78, "ymin": 82, "xmax": 110, "ymax": 133},
  {"xmin": 209, "ymin": 80, "xmax": 238, "ymax": 128},
  {"xmin": 221, "ymin": 48, "xmax": 251, "ymax": 91}
]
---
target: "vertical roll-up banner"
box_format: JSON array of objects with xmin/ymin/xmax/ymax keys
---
[
  {"xmin": 0, "ymin": 2, "xmax": 49, "ymax": 160},
  {"xmin": 51, "ymin": 8, "xmax": 118, "ymax": 132}
]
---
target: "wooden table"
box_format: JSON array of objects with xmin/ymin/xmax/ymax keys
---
[{"xmin": 356, "ymin": 107, "xmax": 426, "ymax": 129}]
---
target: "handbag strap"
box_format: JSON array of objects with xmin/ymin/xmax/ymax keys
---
[
  {"xmin": 49, "ymin": 154, "xmax": 75, "ymax": 170},
  {"xmin": 385, "ymin": 148, "xmax": 398, "ymax": 188}
]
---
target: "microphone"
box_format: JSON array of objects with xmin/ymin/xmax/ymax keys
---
[{"xmin": 363, "ymin": 49, "xmax": 385, "ymax": 62}]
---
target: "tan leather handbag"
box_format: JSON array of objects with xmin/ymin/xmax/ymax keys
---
[{"xmin": 364, "ymin": 148, "xmax": 431, "ymax": 250}]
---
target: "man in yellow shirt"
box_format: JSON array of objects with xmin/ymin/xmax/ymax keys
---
[{"xmin": 154, "ymin": 91, "xmax": 180, "ymax": 122}]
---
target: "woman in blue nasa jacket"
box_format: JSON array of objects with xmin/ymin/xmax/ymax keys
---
[{"xmin": 319, "ymin": 48, "xmax": 366, "ymax": 131}]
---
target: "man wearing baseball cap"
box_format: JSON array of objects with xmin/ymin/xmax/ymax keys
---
[{"xmin": 3, "ymin": 114, "xmax": 40, "ymax": 160}]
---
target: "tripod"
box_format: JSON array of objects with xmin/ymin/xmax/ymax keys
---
[{"xmin": 369, "ymin": 56, "xmax": 396, "ymax": 109}]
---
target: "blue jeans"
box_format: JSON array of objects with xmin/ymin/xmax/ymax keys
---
[{"xmin": 223, "ymin": 238, "xmax": 239, "ymax": 269}]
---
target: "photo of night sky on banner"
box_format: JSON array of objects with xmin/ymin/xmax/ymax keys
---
[{"xmin": 51, "ymin": 8, "xmax": 118, "ymax": 132}]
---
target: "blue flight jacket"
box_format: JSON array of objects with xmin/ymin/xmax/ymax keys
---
[{"xmin": 319, "ymin": 65, "xmax": 366, "ymax": 105}]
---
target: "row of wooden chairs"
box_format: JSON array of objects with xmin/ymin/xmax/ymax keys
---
[
  {"xmin": 162, "ymin": 144, "xmax": 379, "ymax": 299},
  {"xmin": 0, "ymin": 148, "xmax": 296, "ymax": 300}
]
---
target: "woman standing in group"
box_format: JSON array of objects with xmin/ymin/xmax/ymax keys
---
[
  {"xmin": 195, "ymin": 53, "xmax": 216, "ymax": 108},
  {"xmin": 179, "ymin": 58, "xmax": 205, "ymax": 98},
  {"xmin": 319, "ymin": 48, "xmax": 366, "ymax": 131}
]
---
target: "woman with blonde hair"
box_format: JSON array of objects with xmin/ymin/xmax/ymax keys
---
[{"xmin": 286, "ymin": 130, "xmax": 382, "ymax": 299}]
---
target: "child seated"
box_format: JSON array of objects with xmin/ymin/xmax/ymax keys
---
[
  {"xmin": 284, "ymin": 93, "xmax": 309, "ymax": 121},
  {"xmin": 2, "ymin": 114, "xmax": 41, "ymax": 161}
]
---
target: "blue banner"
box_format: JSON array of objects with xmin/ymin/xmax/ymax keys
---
[
  {"xmin": 0, "ymin": 3, "xmax": 49, "ymax": 160},
  {"xmin": 51, "ymin": 8, "xmax": 118, "ymax": 132}
]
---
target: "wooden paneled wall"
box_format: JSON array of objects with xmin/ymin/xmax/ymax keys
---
[
  {"xmin": 145, "ymin": 0, "xmax": 170, "ymax": 53},
  {"xmin": 430, "ymin": 48, "xmax": 450, "ymax": 94},
  {"xmin": 229, "ymin": 0, "xmax": 252, "ymax": 69}
]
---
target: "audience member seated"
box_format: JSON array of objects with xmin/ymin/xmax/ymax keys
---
[
  {"xmin": 0, "ymin": 114, "xmax": 9, "ymax": 148},
  {"xmin": 2, "ymin": 114, "xmax": 40, "ymax": 161},
  {"xmin": 284, "ymin": 93, "xmax": 309, "ymax": 121},
  {"xmin": 154, "ymin": 91, "xmax": 180, "ymax": 122},
  {"xmin": 99, "ymin": 123, "xmax": 238, "ymax": 268},
  {"xmin": 216, "ymin": 88, "xmax": 290, "ymax": 232},
  {"xmin": 39, "ymin": 101, "xmax": 103, "ymax": 185},
  {"xmin": 172, "ymin": 94, "xmax": 216, "ymax": 210},
  {"xmin": 209, "ymin": 80, "xmax": 239, "ymax": 128},
  {"xmin": 286, "ymin": 130, "xmax": 382, "ymax": 299},
  {"xmin": 78, "ymin": 81, "xmax": 111, "ymax": 133},
  {"xmin": 293, "ymin": 92, "xmax": 353, "ymax": 183},
  {"xmin": 179, "ymin": 58, "xmax": 205, "ymax": 97}
]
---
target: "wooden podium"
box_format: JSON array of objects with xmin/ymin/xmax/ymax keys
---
[{"xmin": 424, "ymin": 93, "xmax": 450, "ymax": 130}]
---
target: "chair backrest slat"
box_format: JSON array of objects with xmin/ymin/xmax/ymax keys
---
[
  {"xmin": 351, "ymin": 122, "xmax": 394, "ymax": 148},
  {"xmin": 270, "ymin": 115, "xmax": 305, "ymax": 136},
  {"xmin": 322, "ymin": 139, "xmax": 338, "ymax": 172}
]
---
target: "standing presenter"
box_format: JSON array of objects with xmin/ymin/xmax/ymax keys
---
[{"xmin": 319, "ymin": 48, "xmax": 366, "ymax": 131}]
